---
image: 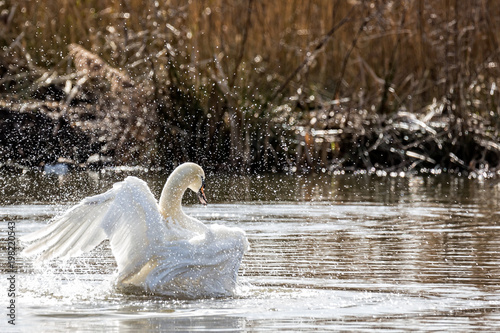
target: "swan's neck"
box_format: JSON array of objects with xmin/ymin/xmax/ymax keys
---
[
  {"xmin": 158, "ymin": 165, "xmax": 208, "ymax": 234},
  {"xmin": 158, "ymin": 176, "xmax": 186, "ymax": 220}
]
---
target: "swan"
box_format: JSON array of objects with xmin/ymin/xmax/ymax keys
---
[{"xmin": 21, "ymin": 162, "xmax": 249, "ymax": 298}]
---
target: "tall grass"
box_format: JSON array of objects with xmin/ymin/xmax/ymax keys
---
[{"xmin": 1, "ymin": 0, "xmax": 500, "ymax": 172}]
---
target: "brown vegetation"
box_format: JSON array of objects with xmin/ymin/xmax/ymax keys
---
[{"xmin": 1, "ymin": 1, "xmax": 499, "ymax": 175}]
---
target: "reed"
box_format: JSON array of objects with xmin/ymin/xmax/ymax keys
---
[{"xmin": 1, "ymin": 0, "xmax": 499, "ymax": 173}]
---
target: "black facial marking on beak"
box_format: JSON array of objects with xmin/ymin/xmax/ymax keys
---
[{"xmin": 198, "ymin": 177, "xmax": 207, "ymax": 205}]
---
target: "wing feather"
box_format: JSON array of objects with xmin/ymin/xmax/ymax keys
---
[
  {"xmin": 21, "ymin": 176, "xmax": 166, "ymax": 278},
  {"xmin": 21, "ymin": 192, "xmax": 113, "ymax": 260}
]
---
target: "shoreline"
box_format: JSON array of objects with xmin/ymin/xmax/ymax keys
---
[{"xmin": 1, "ymin": 97, "xmax": 499, "ymax": 177}]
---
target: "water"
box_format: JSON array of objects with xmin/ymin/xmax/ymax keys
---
[{"xmin": 1, "ymin": 170, "xmax": 500, "ymax": 331}]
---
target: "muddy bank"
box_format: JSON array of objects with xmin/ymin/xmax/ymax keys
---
[
  {"xmin": 0, "ymin": 103, "xmax": 91, "ymax": 169},
  {"xmin": 293, "ymin": 105, "xmax": 500, "ymax": 176},
  {"xmin": 0, "ymin": 98, "xmax": 158, "ymax": 172},
  {"xmin": 2, "ymin": 96, "xmax": 500, "ymax": 177}
]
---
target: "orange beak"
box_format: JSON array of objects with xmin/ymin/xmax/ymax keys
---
[{"xmin": 198, "ymin": 180, "xmax": 207, "ymax": 205}]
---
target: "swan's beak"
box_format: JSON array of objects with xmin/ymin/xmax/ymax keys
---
[{"xmin": 198, "ymin": 182, "xmax": 207, "ymax": 205}]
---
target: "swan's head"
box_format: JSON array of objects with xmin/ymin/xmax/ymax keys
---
[
  {"xmin": 169, "ymin": 162, "xmax": 207, "ymax": 205},
  {"xmin": 188, "ymin": 168, "xmax": 207, "ymax": 206}
]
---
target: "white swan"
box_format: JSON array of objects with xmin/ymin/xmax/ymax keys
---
[{"xmin": 21, "ymin": 162, "xmax": 249, "ymax": 298}]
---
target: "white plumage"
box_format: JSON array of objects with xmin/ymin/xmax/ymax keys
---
[{"xmin": 21, "ymin": 162, "xmax": 249, "ymax": 298}]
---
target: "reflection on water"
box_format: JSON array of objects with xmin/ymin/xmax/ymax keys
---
[{"xmin": 1, "ymin": 170, "xmax": 500, "ymax": 331}]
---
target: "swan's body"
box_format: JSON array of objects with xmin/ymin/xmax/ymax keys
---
[{"xmin": 21, "ymin": 163, "xmax": 248, "ymax": 298}]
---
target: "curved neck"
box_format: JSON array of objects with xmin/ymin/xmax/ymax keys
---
[
  {"xmin": 157, "ymin": 164, "xmax": 209, "ymax": 234},
  {"xmin": 159, "ymin": 175, "xmax": 187, "ymax": 219}
]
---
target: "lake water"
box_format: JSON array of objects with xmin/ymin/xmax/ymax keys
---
[{"xmin": 1, "ymin": 169, "xmax": 500, "ymax": 331}]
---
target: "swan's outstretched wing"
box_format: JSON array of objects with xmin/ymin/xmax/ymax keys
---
[{"xmin": 21, "ymin": 176, "xmax": 165, "ymax": 277}]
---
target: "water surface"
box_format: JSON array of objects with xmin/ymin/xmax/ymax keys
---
[{"xmin": 1, "ymin": 170, "xmax": 500, "ymax": 331}]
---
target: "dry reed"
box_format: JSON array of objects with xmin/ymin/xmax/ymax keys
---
[{"xmin": 1, "ymin": 0, "xmax": 500, "ymax": 173}]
